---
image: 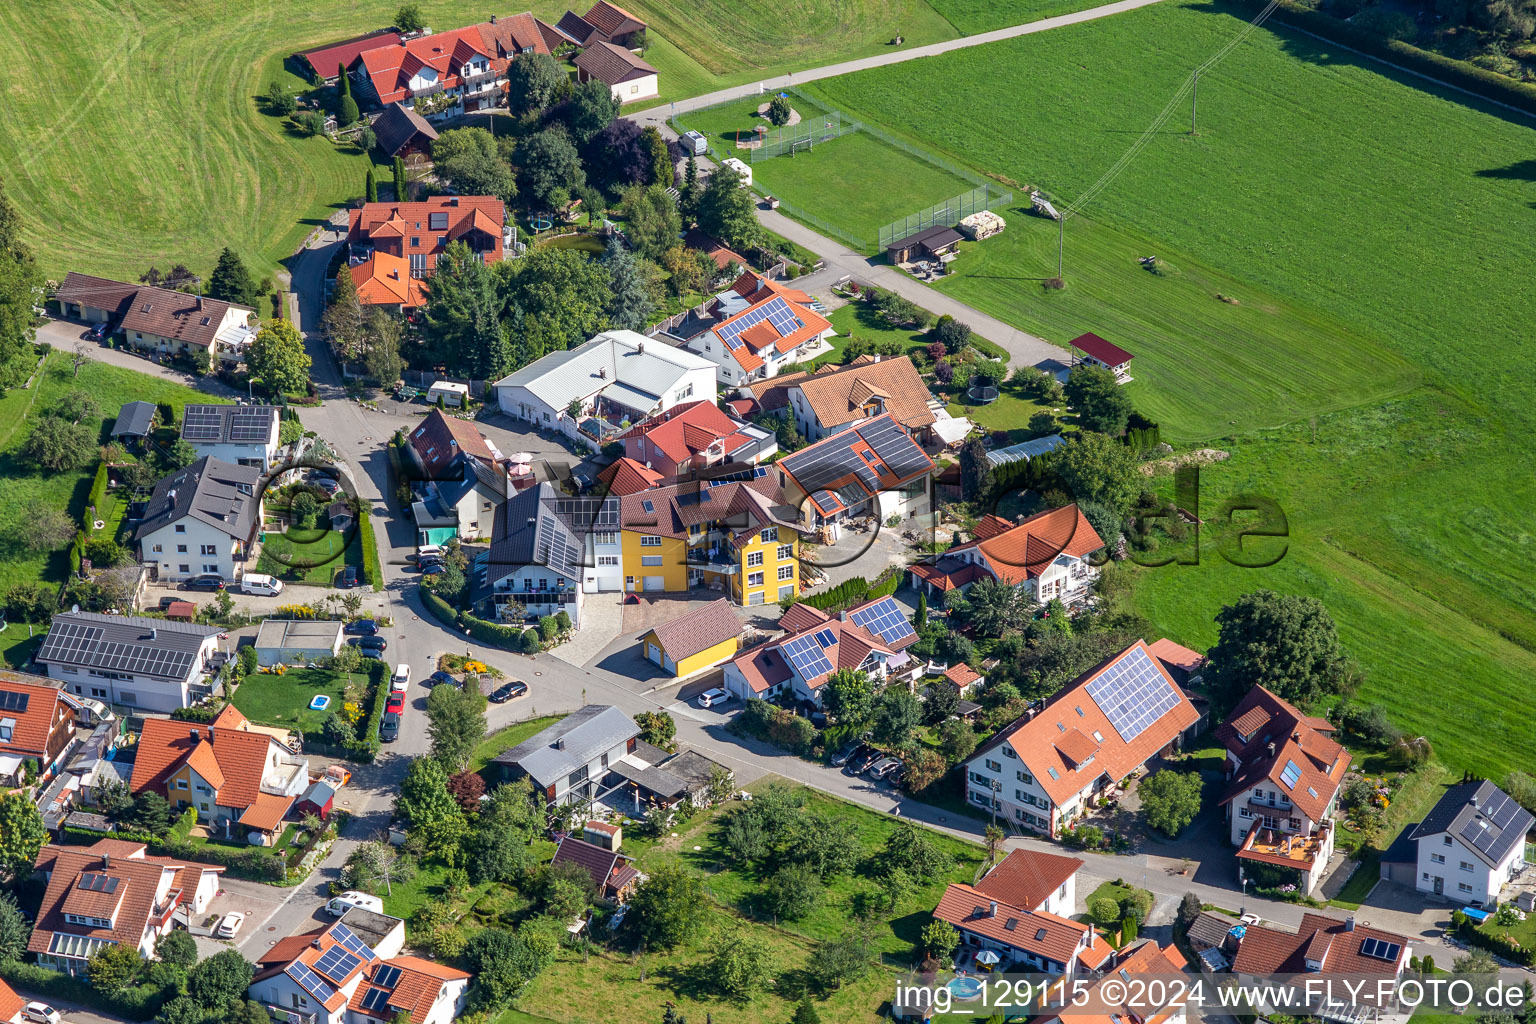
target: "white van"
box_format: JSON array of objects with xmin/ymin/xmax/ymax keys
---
[
  {"xmin": 326, "ymin": 891, "xmax": 383, "ymax": 917},
  {"xmin": 415, "ymin": 545, "xmax": 443, "ymax": 560},
  {"xmin": 239, "ymin": 573, "xmax": 284, "ymax": 597},
  {"xmin": 391, "ymin": 664, "xmax": 411, "ymax": 692}
]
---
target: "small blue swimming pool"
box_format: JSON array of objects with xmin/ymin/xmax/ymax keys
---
[
  {"xmin": 308, "ymin": 695, "xmax": 331, "ymax": 711},
  {"xmin": 949, "ymin": 977, "xmax": 983, "ymax": 1000}
]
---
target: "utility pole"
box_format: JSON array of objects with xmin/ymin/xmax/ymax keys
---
[
  {"xmin": 1191, "ymin": 69, "xmax": 1199, "ymax": 135},
  {"xmin": 1057, "ymin": 211, "xmax": 1065, "ymax": 280}
]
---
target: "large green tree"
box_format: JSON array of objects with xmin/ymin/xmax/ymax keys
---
[
  {"xmin": 425, "ymin": 680, "xmax": 487, "ymax": 773},
  {"xmin": 710, "ymin": 930, "xmax": 775, "ymax": 1000},
  {"xmin": 438, "ymin": 150, "xmax": 517, "ymax": 204},
  {"xmin": 958, "ymin": 436, "xmax": 991, "ymax": 499},
  {"xmin": 208, "ymin": 248, "xmax": 258, "ymax": 308},
  {"xmin": 506, "ymin": 52, "xmax": 565, "ymax": 115},
  {"xmin": 396, "ymin": 758, "xmax": 468, "ymax": 853},
  {"xmin": 87, "ymin": 943, "xmax": 144, "ymax": 992},
  {"xmin": 323, "ymin": 264, "xmax": 366, "ymax": 362},
  {"xmin": 363, "ymin": 308, "xmax": 404, "ymax": 385},
  {"xmin": 517, "ymin": 128, "xmax": 587, "ymax": 210},
  {"xmin": 697, "ymin": 163, "xmax": 762, "ymax": 251},
  {"xmin": 186, "ymin": 949, "xmax": 255, "ymax": 1013},
  {"xmin": 0, "ymin": 179, "xmax": 41, "ymax": 389},
  {"xmin": 602, "ymin": 237, "xmax": 653, "ymax": 331},
  {"xmin": 395, "ymin": 3, "xmax": 425, "ymax": 33},
  {"xmin": 19, "ymin": 416, "xmax": 95, "ymax": 472},
  {"xmin": 432, "ymin": 127, "xmax": 497, "ymax": 164},
  {"xmin": 502, "ymin": 246, "xmax": 611, "ymax": 355},
  {"xmin": 1204, "ymin": 590, "xmax": 1349, "ymax": 709},
  {"xmin": 821, "ymin": 668, "xmax": 874, "ymax": 727},
  {"xmin": 0, "ymin": 791, "xmax": 46, "ymax": 881},
  {"xmin": 155, "ymin": 929, "xmax": 199, "ymax": 969},
  {"xmin": 962, "ymin": 576, "xmax": 1030, "ymax": 637},
  {"xmin": 1064, "ymin": 364, "xmax": 1134, "ymax": 435},
  {"xmin": 871, "ymin": 689, "xmax": 922, "ymax": 748},
  {"xmin": 625, "ymin": 866, "xmax": 706, "ymax": 950},
  {"xmin": 0, "ymin": 890, "xmax": 29, "ymax": 963},
  {"xmin": 562, "ymin": 77, "xmax": 620, "ymax": 144},
  {"xmin": 1138, "ymin": 769, "xmax": 1204, "ymax": 836},
  {"xmin": 641, "ymin": 125, "xmax": 674, "ymax": 186},
  {"xmin": 808, "ymin": 927, "xmax": 874, "ymax": 992},
  {"xmin": 465, "ymin": 778, "xmax": 542, "ymax": 883},
  {"xmin": 247, "ymin": 319, "xmax": 312, "ymax": 396},
  {"xmin": 1053, "ymin": 429, "xmax": 1139, "ymax": 513},
  {"xmin": 464, "ymin": 926, "xmax": 557, "ymax": 1007},
  {"xmin": 622, "ymin": 184, "xmax": 683, "ymax": 263},
  {"xmin": 424, "ymin": 240, "xmax": 510, "ymax": 379}
]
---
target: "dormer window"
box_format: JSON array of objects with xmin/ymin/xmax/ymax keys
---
[{"xmin": 0, "ymin": 719, "xmax": 13, "ymax": 743}]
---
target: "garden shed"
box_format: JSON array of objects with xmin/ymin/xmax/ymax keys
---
[{"xmin": 296, "ymin": 779, "xmax": 335, "ymax": 819}]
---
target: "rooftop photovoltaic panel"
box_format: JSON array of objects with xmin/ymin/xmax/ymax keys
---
[
  {"xmin": 717, "ymin": 296, "xmax": 804, "ymax": 350},
  {"xmin": 1280, "ymin": 759, "xmax": 1302, "ymax": 789},
  {"xmin": 781, "ymin": 632, "xmax": 833, "ymax": 681},
  {"xmin": 813, "ymin": 628, "xmax": 836, "ymax": 649},
  {"xmin": 313, "ymin": 946, "xmax": 361, "ymax": 982},
  {"xmin": 287, "ymin": 961, "xmax": 337, "ymax": 1003},
  {"xmin": 360, "ymin": 988, "xmax": 391, "ymax": 1012},
  {"xmin": 329, "ymin": 923, "xmax": 378, "ymax": 962},
  {"xmin": 78, "ymin": 872, "xmax": 120, "ymax": 893},
  {"xmin": 372, "ymin": 964, "xmax": 402, "ymax": 989},
  {"xmin": 848, "ymin": 597, "xmax": 916, "ymax": 645},
  {"xmin": 1084, "ymin": 646, "xmax": 1181, "ymax": 743},
  {"xmin": 181, "ymin": 406, "xmax": 225, "ymax": 442},
  {"xmin": 228, "ymin": 407, "xmax": 274, "ymax": 442},
  {"xmin": 552, "ymin": 497, "xmax": 619, "ymax": 529},
  {"xmin": 1360, "ymin": 937, "xmax": 1401, "ymax": 962},
  {"xmin": 0, "ymin": 689, "xmax": 30, "ymax": 713}
]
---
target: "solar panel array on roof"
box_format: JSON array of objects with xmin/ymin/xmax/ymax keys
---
[
  {"xmin": 717, "ymin": 296, "xmax": 804, "ymax": 350},
  {"xmin": 181, "ymin": 406, "xmax": 224, "ymax": 442},
  {"xmin": 181, "ymin": 404, "xmax": 274, "ymax": 445},
  {"xmin": 1360, "ymin": 937, "xmax": 1402, "ymax": 962},
  {"xmin": 848, "ymin": 596, "xmax": 915, "ymax": 645},
  {"xmin": 813, "ymin": 628, "xmax": 836, "ymax": 649},
  {"xmin": 330, "ymin": 923, "xmax": 378, "ymax": 962},
  {"xmin": 78, "ymin": 872, "xmax": 120, "ymax": 893},
  {"xmin": 1462, "ymin": 790, "xmax": 1526, "ymax": 859},
  {"xmin": 228, "ymin": 407, "xmax": 274, "ymax": 443},
  {"xmin": 551, "ymin": 496, "xmax": 619, "ymax": 529},
  {"xmin": 313, "ymin": 945, "xmax": 361, "ymax": 982},
  {"xmin": 781, "ymin": 632, "xmax": 833, "ymax": 680},
  {"xmin": 0, "ymin": 689, "xmax": 30, "ymax": 713},
  {"xmin": 372, "ymin": 963, "xmax": 402, "ymax": 988},
  {"xmin": 861, "ymin": 416, "xmax": 930, "ymax": 478},
  {"xmin": 360, "ymin": 988, "xmax": 391, "ymax": 1012},
  {"xmin": 1084, "ymin": 646, "xmax": 1181, "ymax": 743},
  {"xmin": 38, "ymin": 620, "xmax": 197, "ymax": 681},
  {"xmin": 1280, "ymin": 759, "xmax": 1302, "ymax": 789},
  {"xmin": 287, "ymin": 961, "xmax": 337, "ymax": 1003}
]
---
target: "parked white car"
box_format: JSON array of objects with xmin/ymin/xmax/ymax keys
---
[
  {"xmin": 23, "ymin": 1003, "xmax": 61, "ymax": 1024},
  {"xmin": 327, "ymin": 891, "xmax": 384, "ymax": 916},
  {"xmin": 391, "ymin": 664, "xmax": 411, "ymax": 692},
  {"xmin": 215, "ymin": 911, "xmax": 246, "ymax": 938},
  {"xmin": 239, "ymin": 573, "xmax": 284, "ymax": 596},
  {"xmin": 697, "ymin": 688, "xmax": 731, "ymax": 709}
]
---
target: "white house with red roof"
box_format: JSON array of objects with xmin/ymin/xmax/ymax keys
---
[
  {"xmin": 663, "ymin": 271, "xmax": 834, "ymax": 386},
  {"xmin": 909, "ymin": 504, "xmax": 1104, "ymax": 606},
  {"xmin": 1217, "ymin": 686, "xmax": 1352, "ymax": 895},
  {"xmin": 251, "ymin": 914, "xmax": 471, "ymax": 1024},
  {"xmin": 347, "ymin": 197, "xmax": 509, "ymax": 281},
  {"xmin": 973, "ymin": 847, "xmax": 1084, "ymax": 918},
  {"xmin": 722, "ymin": 596, "xmax": 921, "ymax": 706},
  {"xmin": 931, "ymin": 878, "xmax": 1111, "ymax": 975},
  {"xmin": 617, "ymin": 400, "xmax": 777, "ymax": 477},
  {"xmin": 28, "ymin": 838, "xmax": 225, "ymax": 974},
  {"xmin": 1034, "ymin": 941, "xmax": 1189, "ymax": 1024},
  {"xmin": 1070, "ymin": 332, "xmax": 1134, "ymax": 383},
  {"xmin": 349, "ymin": 12, "xmax": 561, "ymax": 117},
  {"xmin": 964, "ymin": 641, "xmax": 1199, "ymax": 834},
  {"xmin": 1231, "ymin": 912, "xmax": 1411, "ymax": 1019}
]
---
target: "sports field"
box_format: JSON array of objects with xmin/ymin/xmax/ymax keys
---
[{"xmin": 802, "ymin": 0, "xmax": 1536, "ymax": 776}]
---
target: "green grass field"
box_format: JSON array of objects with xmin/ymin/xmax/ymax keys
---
[
  {"xmin": 926, "ymin": 0, "xmax": 1110, "ymax": 32},
  {"xmin": 0, "ymin": 353, "xmax": 220, "ymax": 595},
  {"xmin": 230, "ymin": 666, "xmax": 362, "ymax": 740},
  {"xmin": 256, "ymin": 525, "xmax": 361, "ymax": 585},
  {"xmin": 800, "ymin": 0, "xmax": 1536, "ymax": 777}
]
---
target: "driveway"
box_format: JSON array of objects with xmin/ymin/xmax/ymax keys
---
[
  {"xmin": 548, "ymin": 591, "xmax": 623, "ymax": 668},
  {"xmin": 193, "ymin": 875, "xmax": 291, "ymax": 957}
]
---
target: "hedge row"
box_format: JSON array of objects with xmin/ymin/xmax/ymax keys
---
[
  {"xmin": 802, "ymin": 565, "xmax": 903, "ymax": 612},
  {"xmin": 346, "ymin": 659, "xmax": 391, "ymax": 763},
  {"xmin": 59, "ymin": 823, "xmax": 287, "ymax": 882},
  {"xmin": 0, "ymin": 961, "xmax": 165, "ymax": 1021},
  {"xmin": 1454, "ymin": 914, "xmax": 1536, "ymax": 966},
  {"xmin": 86, "ymin": 461, "xmax": 109, "ymax": 521},
  {"xmin": 357, "ymin": 498, "xmax": 383, "ymax": 592},
  {"xmin": 1238, "ymin": 0, "xmax": 1536, "ymax": 116},
  {"xmin": 422, "ymin": 586, "xmax": 535, "ymax": 649}
]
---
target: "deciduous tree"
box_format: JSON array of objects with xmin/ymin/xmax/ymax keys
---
[
  {"xmin": 822, "ymin": 668, "xmax": 874, "ymax": 727},
  {"xmin": 87, "ymin": 943, "xmax": 144, "ymax": 992},
  {"xmin": 585, "ymin": 118, "xmax": 650, "ymax": 192},
  {"xmin": 1139, "ymin": 769, "xmax": 1204, "ymax": 836},
  {"xmin": 0, "ymin": 790, "xmax": 46, "ymax": 880},
  {"xmin": 396, "ymin": 758, "xmax": 468, "ymax": 854},
  {"xmin": 621, "ymin": 184, "xmax": 683, "ymax": 263},
  {"xmin": 936, "ymin": 717, "xmax": 976, "ymax": 763},
  {"xmin": 871, "ymin": 689, "xmax": 922, "ymax": 748},
  {"xmin": 1205, "ymin": 590, "xmax": 1348, "ymax": 710},
  {"xmin": 502, "ymin": 245, "xmax": 611, "ymax": 355},
  {"xmin": 762, "ymin": 861, "xmax": 822, "ymax": 920},
  {"xmin": 921, "ymin": 918, "xmax": 959, "ymax": 960},
  {"xmin": 395, "ymin": 3, "xmax": 425, "ymax": 33},
  {"xmin": 1064, "ymin": 365, "xmax": 1134, "ymax": 435},
  {"xmin": 466, "ymin": 778, "xmax": 541, "ymax": 883},
  {"xmin": 697, "ymin": 163, "xmax": 761, "ymax": 251},
  {"xmin": 1054, "ymin": 429, "xmax": 1138, "ymax": 513},
  {"xmin": 20, "ymin": 415, "xmax": 94, "ymax": 472},
  {"xmin": 247, "ymin": 319, "xmax": 312, "ymax": 397},
  {"xmin": 710, "ymin": 930, "xmax": 775, "ymax": 1000},
  {"xmin": 625, "ymin": 866, "xmax": 706, "ymax": 949},
  {"xmin": 562, "ymin": 77, "xmax": 620, "ymax": 144},
  {"xmin": 438, "ymin": 150, "xmax": 516, "ymax": 204},
  {"xmin": 506, "ymin": 52, "xmax": 564, "ymax": 115},
  {"xmin": 363, "ymin": 308, "xmax": 404, "ymax": 385},
  {"xmin": 424, "ymin": 241, "xmax": 510, "ymax": 379},
  {"xmin": 186, "ymin": 948, "xmax": 255, "ymax": 1011},
  {"xmin": 155, "ymin": 929, "xmax": 199, "ymax": 968},
  {"xmin": 425, "ymin": 681, "xmax": 487, "ymax": 773},
  {"xmin": 324, "ymin": 265, "xmax": 367, "ymax": 363},
  {"xmin": 808, "ymin": 927, "xmax": 874, "ymax": 992},
  {"xmin": 517, "ymin": 127, "xmax": 587, "ymax": 209}
]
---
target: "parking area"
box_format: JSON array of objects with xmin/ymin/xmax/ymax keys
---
[{"xmin": 190, "ymin": 874, "xmax": 292, "ymax": 957}]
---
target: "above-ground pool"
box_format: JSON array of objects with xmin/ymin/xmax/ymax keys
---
[
  {"xmin": 308, "ymin": 695, "xmax": 331, "ymax": 711},
  {"xmin": 949, "ymin": 977, "xmax": 984, "ymax": 1000}
]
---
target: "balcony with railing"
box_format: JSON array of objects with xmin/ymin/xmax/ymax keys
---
[
  {"xmin": 461, "ymin": 70, "xmax": 502, "ymax": 94},
  {"xmin": 686, "ymin": 548, "xmax": 739, "ymax": 575},
  {"xmin": 264, "ymin": 1004, "xmax": 318, "ymax": 1024}
]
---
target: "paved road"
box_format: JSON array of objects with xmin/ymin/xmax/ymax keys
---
[{"xmin": 625, "ymin": 0, "xmax": 1169, "ymax": 129}]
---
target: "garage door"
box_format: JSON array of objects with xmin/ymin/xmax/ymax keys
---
[
  {"xmin": 647, "ymin": 643, "xmax": 661, "ymax": 665},
  {"xmin": 643, "ymin": 576, "xmax": 665, "ymax": 592}
]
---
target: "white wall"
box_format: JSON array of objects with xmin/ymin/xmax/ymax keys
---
[
  {"xmin": 584, "ymin": 532, "xmax": 623, "ymax": 593},
  {"xmin": 492, "ymin": 563, "xmax": 583, "ymax": 627},
  {"xmin": 141, "ymin": 520, "xmax": 243, "ymax": 581},
  {"xmin": 966, "ymin": 746, "xmax": 1057, "ymax": 834},
  {"xmin": 1416, "ymin": 832, "xmax": 1501, "ymax": 902},
  {"xmin": 613, "ymin": 73, "xmax": 659, "ymax": 103}
]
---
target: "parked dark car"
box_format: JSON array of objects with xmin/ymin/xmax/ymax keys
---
[
  {"xmin": 831, "ymin": 742, "xmax": 864, "ymax": 767},
  {"xmin": 89, "ymin": 321, "xmax": 109, "ymax": 340},
  {"xmin": 488, "ymin": 681, "xmax": 528, "ymax": 704},
  {"xmin": 420, "ymin": 564, "xmax": 446, "ymax": 576},
  {"xmin": 344, "ymin": 619, "xmax": 378, "ymax": 636},
  {"xmin": 334, "ymin": 567, "xmax": 361, "ymax": 589},
  {"xmin": 347, "ymin": 636, "xmax": 387, "ymax": 656},
  {"xmin": 888, "ymin": 762, "xmax": 909, "ymax": 788},
  {"xmin": 866, "ymin": 756, "xmax": 901, "ymax": 780},
  {"xmin": 182, "ymin": 574, "xmax": 226, "ymax": 592},
  {"xmin": 379, "ymin": 712, "xmax": 400, "ymax": 743},
  {"xmin": 847, "ymin": 749, "xmax": 880, "ymax": 775},
  {"xmin": 426, "ymin": 671, "xmax": 458, "ymax": 689}
]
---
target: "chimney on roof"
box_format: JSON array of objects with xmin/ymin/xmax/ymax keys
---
[
  {"xmin": 1344, "ymin": 916, "xmax": 1355, "ymax": 931},
  {"xmin": 1266, "ymin": 741, "xmax": 1276, "ymax": 757},
  {"xmin": 490, "ymin": 13, "xmax": 497, "ymax": 22},
  {"xmin": 1087, "ymin": 926, "xmax": 1094, "ymax": 947},
  {"xmin": 636, "ymin": 341, "xmax": 645, "ymax": 354},
  {"xmin": 102, "ymin": 853, "xmax": 110, "ymax": 870},
  {"xmin": 554, "ymin": 738, "xmax": 565, "ymax": 750},
  {"xmin": 598, "ymin": 367, "xmax": 607, "ymax": 379},
  {"xmin": 149, "ymin": 627, "xmax": 157, "ymax": 640},
  {"xmin": 448, "ymin": 197, "xmax": 459, "ymax": 206},
  {"xmin": 189, "ymin": 728, "xmax": 200, "ymax": 742},
  {"xmin": 989, "ymin": 900, "xmax": 998, "ymax": 918},
  {"xmin": 196, "ymin": 295, "xmax": 203, "ymax": 311}
]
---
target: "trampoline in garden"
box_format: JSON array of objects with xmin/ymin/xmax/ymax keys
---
[
  {"xmin": 308, "ymin": 695, "xmax": 331, "ymax": 711},
  {"xmin": 530, "ymin": 215, "xmax": 553, "ymax": 232},
  {"xmin": 967, "ymin": 385, "xmax": 999, "ymax": 404}
]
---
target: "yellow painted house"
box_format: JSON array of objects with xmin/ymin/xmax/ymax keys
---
[
  {"xmin": 638, "ymin": 598, "xmax": 743, "ymax": 677},
  {"xmin": 619, "ymin": 475, "xmax": 803, "ymax": 606}
]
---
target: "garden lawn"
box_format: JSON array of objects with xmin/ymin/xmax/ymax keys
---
[
  {"xmin": 471, "ymin": 715, "xmax": 567, "ymax": 773},
  {"xmin": 230, "ymin": 666, "xmax": 360, "ymax": 741},
  {"xmin": 0, "ymin": 352, "xmax": 222, "ymax": 595},
  {"xmin": 927, "ymin": 0, "xmax": 1115, "ymax": 33},
  {"xmin": 802, "ymin": 0, "xmax": 1536, "ymax": 778},
  {"xmin": 637, "ymin": 782, "xmax": 987, "ymax": 959},
  {"xmin": 0, "ymin": 623, "xmax": 46, "ymax": 671},
  {"xmin": 821, "ymin": 302, "xmax": 1005, "ymax": 370},
  {"xmin": 256, "ymin": 525, "xmax": 361, "ymax": 585}
]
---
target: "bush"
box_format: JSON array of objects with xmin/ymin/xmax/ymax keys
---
[
  {"xmin": 522, "ymin": 627, "xmax": 542, "ymax": 652},
  {"xmin": 0, "ymin": 961, "xmax": 166, "ymax": 1020},
  {"xmin": 461, "ymin": 610, "xmax": 526, "ymax": 648},
  {"xmin": 422, "ymin": 588, "xmax": 460, "ymax": 628},
  {"xmin": 1089, "ymin": 896, "xmax": 1121, "ymax": 926},
  {"xmin": 538, "ymin": 615, "xmax": 559, "ymax": 642},
  {"xmin": 357, "ymin": 501, "xmax": 383, "ymax": 591}
]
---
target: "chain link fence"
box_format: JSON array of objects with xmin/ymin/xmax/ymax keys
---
[{"xmin": 877, "ymin": 184, "xmax": 1014, "ymax": 250}]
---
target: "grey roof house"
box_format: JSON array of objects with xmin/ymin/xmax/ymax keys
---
[
  {"xmin": 490, "ymin": 704, "xmax": 638, "ymax": 805},
  {"xmin": 35, "ymin": 611, "xmax": 223, "ymax": 713},
  {"xmin": 482, "ymin": 482, "xmax": 590, "ymax": 626},
  {"xmin": 1397, "ymin": 780, "xmax": 1534, "ymax": 904},
  {"xmin": 134, "ymin": 457, "xmax": 262, "ymax": 584},
  {"xmin": 110, "ymin": 402, "xmax": 157, "ymax": 446}
]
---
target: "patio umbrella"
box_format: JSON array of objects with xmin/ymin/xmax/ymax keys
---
[{"xmin": 975, "ymin": 950, "xmax": 1000, "ymax": 966}]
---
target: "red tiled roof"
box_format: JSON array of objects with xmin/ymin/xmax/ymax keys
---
[
  {"xmin": 620, "ymin": 401, "xmax": 748, "ymax": 465},
  {"xmin": 597, "ymin": 457, "xmax": 664, "ymax": 496},
  {"xmin": 944, "ymin": 663, "xmax": 983, "ymax": 688},
  {"xmin": 728, "ymin": 642, "xmax": 795, "ymax": 694},
  {"xmin": 347, "ymin": 197, "xmax": 506, "ymax": 273},
  {"xmin": 975, "ymin": 848, "xmax": 1083, "ymax": 911},
  {"xmin": 0, "ymin": 977, "xmax": 24, "ymax": 1023},
  {"xmin": 1071, "ymin": 332, "xmax": 1133, "ymax": 366},
  {"xmin": 0, "ymin": 672, "xmax": 73, "ymax": 762},
  {"xmin": 349, "ymin": 955, "xmax": 471, "ymax": 1024},
  {"xmin": 55, "ymin": 273, "xmax": 249, "ymax": 349},
  {"xmin": 573, "ymin": 40, "xmax": 656, "ymax": 85},
  {"xmin": 1047, "ymin": 941, "xmax": 1188, "ymax": 1024},
  {"xmin": 410, "ymin": 408, "xmax": 498, "ymax": 476},
  {"xmin": 295, "ymin": 29, "xmax": 402, "ymax": 78},
  {"xmin": 710, "ymin": 272, "xmax": 831, "ymax": 374},
  {"xmin": 908, "ymin": 559, "xmax": 988, "ymax": 592},
  {"xmin": 990, "ymin": 641, "xmax": 1198, "ymax": 808},
  {"xmin": 739, "ymin": 370, "xmax": 811, "ymax": 414},
  {"xmin": 933, "ymin": 883, "xmax": 1090, "ymax": 966},
  {"xmin": 1146, "ymin": 637, "xmax": 1205, "ymax": 683},
  {"xmin": 131, "ymin": 718, "xmax": 286, "ymax": 813},
  {"xmin": 643, "ymin": 599, "xmax": 741, "ymax": 660},
  {"xmin": 778, "ymin": 603, "xmax": 831, "ymax": 633},
  {"xmin": 239, "ymin": 791, "xmax": 294, "ymax": 832},
  {"xmin": 352, "ymin": 252, "xmax": 430, "ymax": 308},
  {"xmin": 583, "ymin": 0, "xmax": 647, "ymax": 37},
  {"xmin": 1233, "ymin": 913, "xmax": 1409, "ymax": 975},
  {"xmin": 793, "ymin": 356, "xmax": 937, "ymax": 433},
  {"xmin": 974, "ymin": 503, "xmax": 1104, "ymax": 585},
  {"xmin": 973, "ymin": 514, "xmax": 1016, "ymax": 540},
  {"xmin": 618, "ymin": 474, "xmax": 786, "ymax": 541},
  {"xmin": 734, "ymin": 593, "xmax": 912, "ymax": 691},
  {"xmin": 1216, "ymin": 686, "xmax": 1349, "ymax": 822}
]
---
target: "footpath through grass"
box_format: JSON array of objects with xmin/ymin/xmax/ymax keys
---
[{"xmin": 802, "ymin": 0, "xmax": 1536, "ymax": 778}]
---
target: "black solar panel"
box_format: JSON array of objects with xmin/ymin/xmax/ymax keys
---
[
  {"xmin": 38, "ymin": 619, "xmax": 197, "ymax": 680},
  {"xmin": 848, "ymin": 597, "xmax": 916, "ymax": 646},
  {"xmin": 228, "ymin": 407, "xmax": 275, "ymax": 443},
  {"xmin": 360, "ymin": 988, "xmax": 390, "ymax": 1012},
  {"xmin": 313, "ymin": 945, "xmax": 361, "ymax": 982},
  {"xmin": 781, "ymin": 632, "xmax": 833, "ymax": 680},
  {"xmin": 329, "ymin": 923, "xmax": 378, "ymax": 962},
  {"xmin": 372, "ymin": 964, "xmax": 402, "ymax": 989},
  {"xmin": 1085, "ymin": 647, "xmax": 1182, "ymax": 743},
  {"xmin": 1360, "ymin": 937, "xmax": 1402, "ymax": 962},
  {"xmin": 78, "ymin": 872, "xmax": 120, "ymax": 893},
  {"xmin": 181, "ymin": 405, "xmax": 225, "ymax": 442},
  {"xmin": 717, "ymin": 296, "xmax": 804, "ymax": 350},
  {"xmin": 286, "ymin": 962, "xmax": 336, "ymax": 1003},
  {"xmin": 0, "ymin": 690, "xmax": 30, "ymax": 713}
]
